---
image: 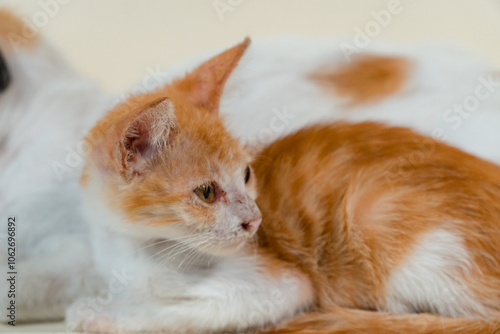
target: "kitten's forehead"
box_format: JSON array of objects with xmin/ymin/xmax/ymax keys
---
[
  {"xmin": 178, "ymin": 108, "xmax": 246, "ymax": 164},
  {"xmin": 156, "ymin": 111, "xmax": 247, "ymax": 187}
]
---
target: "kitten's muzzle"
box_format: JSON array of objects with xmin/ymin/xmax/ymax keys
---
[{"xmin": 241, "ymin": 217, "xmax": 262, "ymax": 234}]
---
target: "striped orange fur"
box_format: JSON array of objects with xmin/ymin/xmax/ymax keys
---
[{"xmin": 253, "ymin": 122, "xmax": 500, "ymax": 333}]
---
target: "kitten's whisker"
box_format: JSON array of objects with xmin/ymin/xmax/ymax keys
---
[
  {"xmin": 116, "ymin": 234, "xmax": 205, "ymax": 263},
  {"xmin": 145, "ymin": 235, "xmax": 205, "ymax": 262},
  {"xmin": 182, "ymin": 240, "xmax": 212, "ymax": 269},
  {"xmin": 155, "ymin": 237, "xmax": 206, "ymax": 265}
]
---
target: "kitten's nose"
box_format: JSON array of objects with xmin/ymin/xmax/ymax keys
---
[{"xmin": 241, "ymin": 217, "xmax": 262, "ymax": 233}]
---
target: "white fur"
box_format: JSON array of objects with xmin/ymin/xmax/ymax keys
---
[
  {"xmin": 220, "ymin": 39, "xmax": 500, "ymax": 165},
  {"xmin": 69, "ymin": 151, "xmax": 311, "ymax": 332},
  {"xmin": 385, "ymin": 229, "xmax": 486, "ymax": 318},
  {"xmin": 1, "ymin": 32, "xmax": 500, "ymax": 331},
  {"xmin": 0, "ymin": 39, "xmax": 114, "ymax": 321},
  {"xmin": 66, "ymin": 232, "xmax": 313, "ymax": 332}
]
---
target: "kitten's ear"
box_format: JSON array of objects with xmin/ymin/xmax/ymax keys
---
[
  {"xmin": 118, "ymin": 97, "xmax": 177, "ymax": 180},
  {"xmin": 174, "ymin": 37, "xmax": 250, "ymax": 114}
]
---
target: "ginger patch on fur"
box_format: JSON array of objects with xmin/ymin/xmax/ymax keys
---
[
  {"xmin": 0, "ymin": 9, "xmax": 39, "ymax": 50},
  {"xmin": 311, "ymin": 55, "xmax": 410, "ymax": 104}
]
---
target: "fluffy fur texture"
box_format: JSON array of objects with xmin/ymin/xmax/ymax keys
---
[
  {"xmin": 253, "ymin": 122, "xmax": 500, "ymax": 333},
  {"xmin": 1, "ymin": 8, "xmax": 500, "ymax": 333},
  {"xmin": 0, "ymin": 9, "xmax": 114, "ymax": 322}
]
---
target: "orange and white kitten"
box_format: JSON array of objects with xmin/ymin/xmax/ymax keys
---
[
  {"xmin": 68, "ymin": 40, "xmax": 500, "ymax": 333},
  {"xmin": 69, "ymin": 39, "xmax": 307, "ymax": 333}
]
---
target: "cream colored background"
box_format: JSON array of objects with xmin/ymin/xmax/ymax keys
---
[
  {"xmin": 1, "ymin": 0, "xmax": 500, "ymax": 94},
  {"xmin": 1, "ymin": 0, "xmax": 500, "ymax": 332}
]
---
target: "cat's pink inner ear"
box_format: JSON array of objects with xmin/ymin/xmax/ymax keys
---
[
  {"xmin": 120, "ymin": 97, "xmax": 176, "ymax": 179},
  {"xmin": 178, "ymin": 37, "xmax": 251, "ymax": 114},
  {"xmin": 123, "ymin": 118, "xmax": 154, "ymax": 171}
]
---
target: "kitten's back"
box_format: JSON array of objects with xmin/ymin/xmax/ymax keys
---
[{"xmin": 254, "ymin": 122, "xmax": 500, "ymax": 316}]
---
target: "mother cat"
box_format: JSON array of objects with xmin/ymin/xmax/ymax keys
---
[{"xmin": 66, "ymin": 39, "xmax": 500, "ymax": 333}]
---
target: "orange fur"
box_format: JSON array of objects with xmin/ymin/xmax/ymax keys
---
[
  {"xmin": 267, "ymin": 307, "xmax": 499, "ymax": 334},
  {"xmin": 252, "ymin": 122, "xmax": 500, "ymax": 333},
  {"xmin": 311, "ymin": 55, "xmax": 410, "ymax": 105},
  {"xmin": 0, "ymin": 9, "xmax": 38, "ymax": 50},
  {"xmin": 174, "ymin": 37, "xmax": 250, "ymax": 113},
  {"xmin": 82, "ymin": 39, "xmax": 251, "ymax": 229}
]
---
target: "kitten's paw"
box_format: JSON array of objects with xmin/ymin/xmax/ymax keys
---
[
  {"xmin": 67, "ymin": 313, "xmax": 165, "ymax": 334},
  {"xmin": 66, "ymin": 299, "xmax": 179, "ymax": 333},
  {"xmin": 66, "ymin": 300, "xmax": 150, "ymax": 333},
  {"xmin": 65, "ymin": 299, "xmax": 120, "ymax": 333},
  {"xmin": 80, "ymin": 315, "xmax": 120, "ymax": 333},
  {"xmin": 66, "ymin": 311, "xmax": 120, "ymax": 333}
]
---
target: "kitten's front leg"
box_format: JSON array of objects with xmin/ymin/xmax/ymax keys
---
[
  {"xmin": 69, "ymin": 296, "xmax": 300, "ymax": 334},
  {"xmin": 68, "ymin": 299, "xmax": 249, "ymax": 333},
  {"xmin": 67, "ymin": 258, "xmax": 314, "ymax": 333}
]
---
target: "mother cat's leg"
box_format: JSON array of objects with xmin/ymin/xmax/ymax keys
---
[
  {"xmin": 0, "ymin": 233, "xmax": 102, "ymax": 322},
  {"xmin": 0, "ymin": 8, "xmax": 114, "ymax": 323}
]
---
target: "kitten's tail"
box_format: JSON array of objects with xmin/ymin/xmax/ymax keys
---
[{"xmin": 267, "ymin": 307, "xmax": 500, "ymax": 334}]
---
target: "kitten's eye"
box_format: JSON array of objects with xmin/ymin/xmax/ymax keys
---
[
  {"xmin": 194, "ymin": 182, "xmax": 216, "ymax": 203},
  {"xmin": 244, "ymin": 166, "xmax": 251, "ymax": 184}
]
